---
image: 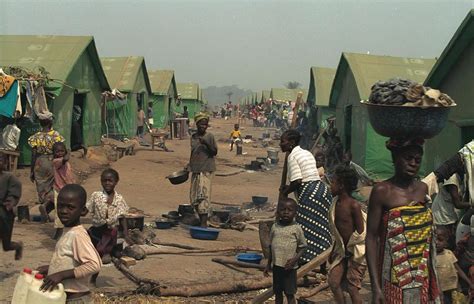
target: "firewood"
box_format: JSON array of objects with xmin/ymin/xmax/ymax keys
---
[
  {"xmin": 299, "ymin": 282, "xmax": 329, "ymax": 299},
  {"xmin": 251, "ymin": 246, "xmax": 332, "ymax": 303}
]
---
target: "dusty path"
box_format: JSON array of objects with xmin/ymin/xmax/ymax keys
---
[{"xmin": 0, "ymin": 117, "xmax": 370, "ymax": 303}]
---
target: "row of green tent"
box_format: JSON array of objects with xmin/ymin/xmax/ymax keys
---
[
  {"xmin": 0, "ymin": 35, "xmax": 207, "ymax": 165},
  {"xmin": 247, "ymin": 9, "xmax": 474, "ymax": 180}
]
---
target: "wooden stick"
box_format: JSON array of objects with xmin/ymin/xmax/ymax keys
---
[
  {"xmin": 251, "ymin": 246, "xmax": 332, "ymax": 304},
  {"xmin": 279, "ymin": 91, "xmax": 303, "ymax": 202},
  {"xmin": 138, "ymin": 244, "xmax": 261, "ymax": 256},
  {"xmin": 212, "ymin": 258, "xmax": 266, "ymax": 270},
  {"xmin": 299, "ymin": 282, "xmax": 329, "ymax": 299},
  {"xmin": 155, "ymin": 242, "xmax": 202, "ymax": 250},
  {"xmin": 159, "ymin": 276, "xmax": 318, "ymax": 297}
]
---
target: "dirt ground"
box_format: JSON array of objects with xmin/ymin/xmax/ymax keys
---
[{"xmin": 0, "ymin": 117, "xmax": 371, "ymax": 303}]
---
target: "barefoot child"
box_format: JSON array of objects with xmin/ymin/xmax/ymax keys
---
[
  {"xmin": 0, "ymin": 152, "xmax": 23, "ymax": 260},
  {"xmin": 328, "ymin": 165, "xmax": 366, "ymax": 304},
  {"xmin": 52, "ymin": 142, "xmax": 76, "ymax": 240},
  {"xmin": 37, "ymin": 184, "xmax": 101, "ymax": 303},
  {"xmin": 229, "ymin": 124, "xmax": 241, "ymax": 151},
  {"xmin": 436, "ymin": 226, "xmax": 473, "ymax": 303},
  {"xmin": 86, "ymin": 169, "xmax": 129, "ymax": 265},
  {"xmin": 264, "ymin": 198, "xmax": 307, "ymax": 304}
]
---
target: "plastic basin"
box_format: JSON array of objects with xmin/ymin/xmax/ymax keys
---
[
  {"xmin": 236, "ymin": 253, "xmax": 263, "ymax": 264},
  {"xmin": 155, "ymin": 219, "xmax": 173, "ymax": 229},
  {"xmin": 189, "ymin": 226, "xmax": 220, "ymax": 240},
  {"xmin": 252, "ymin": 196, "xmax": 268, "ymax": 206}
]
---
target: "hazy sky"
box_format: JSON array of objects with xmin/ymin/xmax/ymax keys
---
[{"xmin": 2, "ymin": 0, "xmax": 473, "ymax": 91}]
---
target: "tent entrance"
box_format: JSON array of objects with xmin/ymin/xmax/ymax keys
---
[
  {"xmin": 343, "ymin": 105, "xmax": 352, "ymax": 149},
  {"xmin": 71, "ymin": 93, "xmax": 85, "ymax": 151}
]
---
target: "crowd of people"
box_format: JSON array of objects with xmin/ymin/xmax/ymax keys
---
[{"xmin": 1, "ymin": 105, "xmax": 473, "ymax": 304}]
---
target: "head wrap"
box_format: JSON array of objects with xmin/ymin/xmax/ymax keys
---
[
  {"xmin": 37, "ymin": 111, "xmax": 54, "ymax": 121},
  {"xmin": 386, "ymin": 138, "xmax": 425, "ymax": 151},
  {"xmin": 194, "ymin": 112, "xmax": 209, "ymax": 124}
]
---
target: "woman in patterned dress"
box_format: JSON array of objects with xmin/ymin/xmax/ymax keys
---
[
  {"xmin": 28, "ymin": 112, "xmax": 65, "ymax": 222},
  {"xmin": 279, "ymin": 129, "xmax": 332, "ymax": 263}
]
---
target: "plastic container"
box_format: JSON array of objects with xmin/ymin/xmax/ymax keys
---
[
  {"xmin": 25, "ymin": 273, "xmax": 66, "ymax": 304},
  {"xmin": 267, "ymin": 148, "xmax": 279, "ymax": 160},
  {"xmin": 11, "ymin": 268, "xmax": 34, "ymax": 304},
  {"xmin": 236, "ymin": 253, "xmax": 263, "ymax": 264},
  {"xmin": 189, "ymin": 226, "xmax": 220, "ymax": 240}
]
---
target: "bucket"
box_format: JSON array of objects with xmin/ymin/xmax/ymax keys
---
[
  {"xmin": 236, "ymin": 145, "xmax": 243, "ymax": 155},
  {"xmin": 267, "ymin": 148, "xmax": 279, "ymax": 160},
  {"xmin": 17, "ymin": 205, "xmax": 30, "ymax": 222}
]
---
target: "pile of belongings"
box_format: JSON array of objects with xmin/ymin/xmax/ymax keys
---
[{"xmin": 368, "ymin": 78, "xmax": 456, "ymax": 107}]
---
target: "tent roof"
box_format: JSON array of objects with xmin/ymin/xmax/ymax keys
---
[
  {"xmin": 100, "ymin": 56, "xmax": 152, "ymax": 93},
  {"xmin": 310, "ymin": 67, "xmax": 336, "ymax": 107},
  {"xmin": 148, "ymin": 69, "xmax": 177, "ymax": 97},
  {"xmin": 177, "ymin": 83, "xmax": 199, "ymax": 100},
  {"xmin": 425, "ymin": 9, "xmax": 474, "ymax": 87},
  {"xmin": 262, "ymin": 90, "xmax": 271, "ymax": 101},
  {"xmin": 271, "ymin": 88, "xmax": 308, "ymax": 102},
  {"xmin": 0, "ymin": 35, "xmax": 110, "ymax": 93},
  {"xmin": 329, "ymin": 52, "xmax": 436, "ymax": 107}
]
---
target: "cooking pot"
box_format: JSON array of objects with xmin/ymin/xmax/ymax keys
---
[
  {"xmin": 166, "ymin": 170, "xmax": 190, "ymax": 185},
  {"xmin": 178, "ymin": 204, "xmax": 195, "ymax": 216}
]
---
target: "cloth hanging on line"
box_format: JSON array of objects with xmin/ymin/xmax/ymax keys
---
[{"xmin": 0, "ymin": 80, "xmax": 21, "ymax": 118}]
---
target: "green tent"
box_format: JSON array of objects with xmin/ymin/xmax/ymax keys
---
[
  {"xmin": 329, "ymin": 52, "xmax": 436, "ymax": 180},
  {"xmin": 424, "ymin": 9, "xmax": 474, "ymax": 170},
  {"xmin": 270, "ymin": 88, "xmax": 308, "ymax": 103},
  {"xmin": 177, "ymin": 83, "xmax": 200, "ymax": 120},
  {"xmin": 307, "ymin": 67, "xmax": 336, "ymax": 130},
  {"xmin": 148, "ymin": 70, "xmax": 178, "ymax": 129},
  {"xmin": 100, "ymin": 56, "xmax": 152, "ymax": 137},
  {"xmin": 0, "ymin": 35, "xmax": 110, "ymax": 165}
]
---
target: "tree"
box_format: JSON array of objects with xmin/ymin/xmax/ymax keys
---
[
  {"xmin": 285, "ymin": 81, "xmax": 301, "ymax": 89},
  {"xmin": 226, "ymin": 91, "xmax": 233, "ymax": 102}
]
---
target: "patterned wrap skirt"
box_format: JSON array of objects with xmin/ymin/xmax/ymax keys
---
[{"xmin": 296, "ymin": 180, "xmax": 333, "ymax": 263}]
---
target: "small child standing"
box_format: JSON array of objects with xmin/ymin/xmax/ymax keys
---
[
  {"xmin": 229, "ymin": 124, "xmax": 242, "ymax": 151},
  {"xmin": 264, "ymin": 198, "xmax": 307, "ymax": 304},
  {"xmin": 328, "ymin": 165, "xmax": 366, "ymax": 304},
  {"xmin": 86, "ymin": 169, "xmax": 129, "ymax": 266},
  {"xmin": 435, "ymin": 226, "xmax": 473, "ymax": 304},
  {"xmin": 52, "ymin": 142, "xmax": 76, "ymax": 240},
  {"xmin": 37, "ymin": 184, "xmax": 101, "ymax": 303},
  {"xmin": 0, "ymin": 152, "xmax": 23, "ymax": 260}
]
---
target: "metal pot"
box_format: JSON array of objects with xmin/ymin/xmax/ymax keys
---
[
  {"xmin": 166, "ymin": 170, "xmax": 190, "ymax": 185},
  {"xmin": 178, "ymin": 204, "xmax": 195, "ymax": 216},
  {"xmin": 119, "ymin": 215, "xmax": 145, "ymax": 231},
  {"xmin": 17, "ymin": 205, "xmax": 30, "ymax": 222}
]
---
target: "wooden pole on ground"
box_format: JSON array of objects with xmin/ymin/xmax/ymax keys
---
[
  {"xmin": 250, "ymin": 246, "xmax": 332, "ymax": 304},
  {"xmin": 278, "ymin": 91, "xmax": 304, "ymax": 202},
  {"xmin": 212, "ymin": 258, "xmax": 266, "ymax": 270}
]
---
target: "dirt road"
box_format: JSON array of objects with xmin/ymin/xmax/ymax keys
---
[{"xmin": 0, "ymin": 117, "xmax": 370, "ymax": 303}]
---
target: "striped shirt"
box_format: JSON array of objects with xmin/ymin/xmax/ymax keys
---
[{"xmin": 287, "ymin": 146, "xmax": 320, "ymax": 183}]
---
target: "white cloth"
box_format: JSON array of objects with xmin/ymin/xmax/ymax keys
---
[
  {"xmin": 432, "ymin": 174, "xmax": 463, "ymax": 225},
  {"xmin": 0, "ymin": 124, "xmax": 20, "ymax": 150},
  {"xmin": 287, "ymin": 146, "xmax": 320, "ymax": 183},
  {"xmin": 86, "ymin": 191, "xmax": 129, "ymax": 227},
  {"xmin": 48, "ymin": 225, "xmax": 101, "ymax": 293}
]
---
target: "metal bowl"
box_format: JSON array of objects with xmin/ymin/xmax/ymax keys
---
[
  {"xmin": 363, "ymin": 102, "xmax": 453, "ymax": 139},
  {"xmin": 252, "ymin": 196, "xmax": 268, "ymax": 206},
  {"xmin": 166, "ymin": 170, "xmax": 190, "ymax": 185}
]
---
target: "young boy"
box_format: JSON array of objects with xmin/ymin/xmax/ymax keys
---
[
  {"xmin": 328, "ymin": 165, "xmax": 366, "ymax": 304},
  {"xmin": 0, "ymin": 152, "xmax": 23, "ymax": 260},
  {"xmin": 37, "ymin": 184, "xmax": 101, "ymax": 303},
  {"xmin": 52, "ymin": 142, "xmax": 76, "ymax": 240},
  {"xmin": 435, "ymin": 226, "xmax": 473, "ymax": 303},
  {"xmin": 264, "ymin": 198, "xmax": 307, "ymax": 304},
  {"xmin": 229, "ymin": 124, "xmax": 242, "ymax": 151}
]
